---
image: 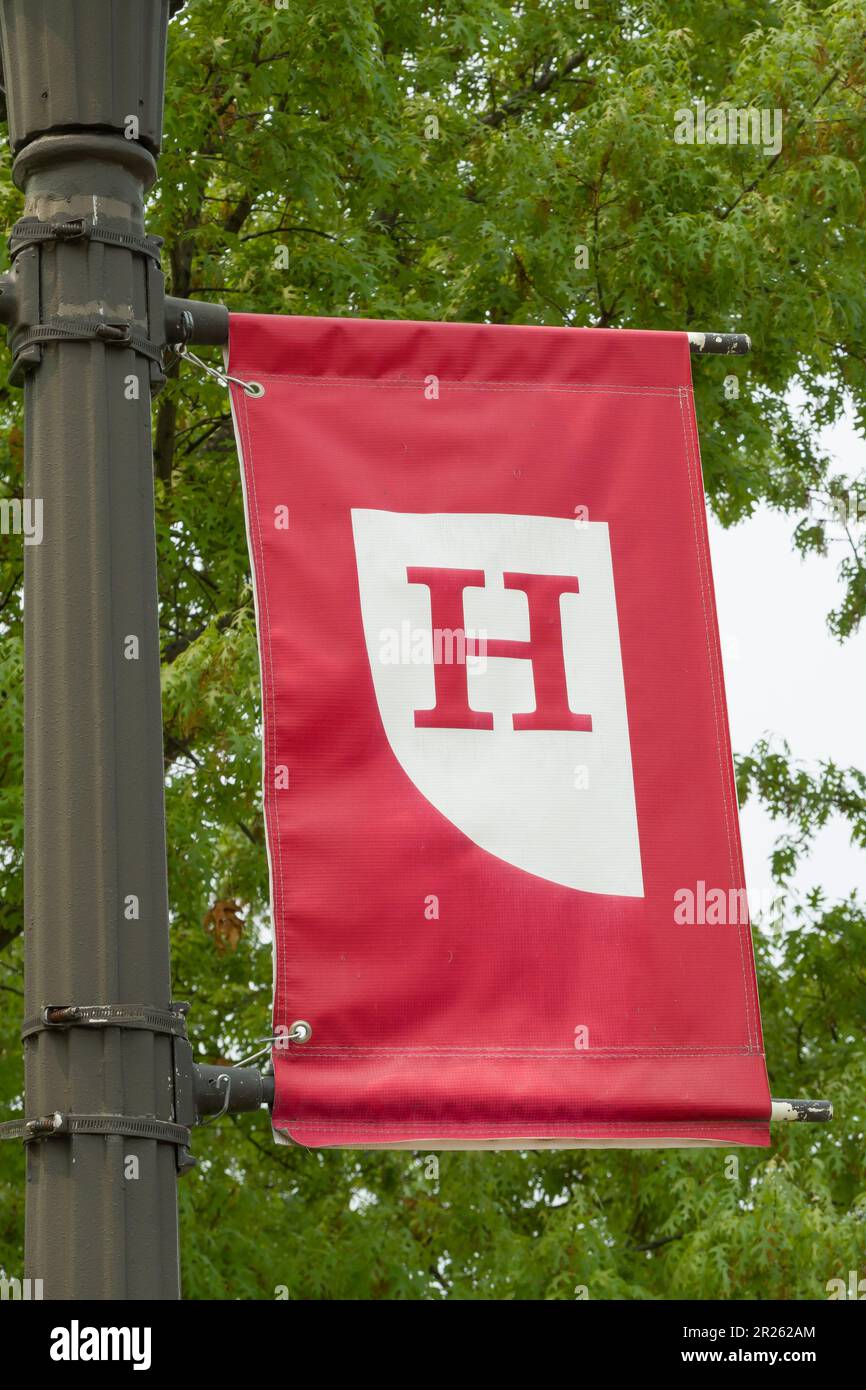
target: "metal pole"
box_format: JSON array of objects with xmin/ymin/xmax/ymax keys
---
[{"xmin": 0, "ymin": 0, "xmax": 184, "ymax": 1300}]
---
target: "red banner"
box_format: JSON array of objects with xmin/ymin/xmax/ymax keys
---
[{"xmin": 228, "ymin": 314, "xmax": 771, "ymax": 1148}]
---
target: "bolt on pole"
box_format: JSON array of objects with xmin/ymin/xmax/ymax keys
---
[{"xmin": 0, "ymin": 0, "xmax": 185, "ymax": 1299}]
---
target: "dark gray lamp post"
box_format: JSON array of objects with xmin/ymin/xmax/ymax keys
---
[{"xmin": 0, "ymin": 0, "xmax": 260, "ymax": 1301}]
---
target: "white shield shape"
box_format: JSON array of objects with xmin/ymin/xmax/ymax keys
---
[{"xmin": 351, "ymin": 509, "xmax": 643, "ymax": 896}]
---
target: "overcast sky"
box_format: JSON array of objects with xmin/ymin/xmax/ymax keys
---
[{"xmin": 708, "ymin": 402, "xmax": 866, "ymax": 907}]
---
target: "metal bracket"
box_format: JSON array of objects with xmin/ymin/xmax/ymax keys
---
[
  {"xmin": 2, "ymin": 992, "xmax": 275, "ymax": 1174},
  {"xmin": 2, "ymin": 1000, "xmax": 199, "ymax": 1174},
  {"xmin": 1, "ymin": 211, "xmax": 169, "ymax": 393}
]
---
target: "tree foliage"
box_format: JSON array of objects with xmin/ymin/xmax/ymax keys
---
[{"xmin": 1, "ymin": 0, "xmax": 865, "ymax": 1299}]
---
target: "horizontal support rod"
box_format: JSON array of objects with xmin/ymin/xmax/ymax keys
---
[
  {"xmin": 192, "ymin": 1063, "xmax": 273, "ymax": 1118},
  {"xmin": 164, "ymin": 298, "xmax": 751, "ymax": 358},
  {"xmin": 165, "ymin": 295, "xmax": 229, "ymax": 346},
  {"xmin": 687, "ymin": 331, "xmax": 751, "ymax": 355},
  {"xmin": 770, "ymin": 1098, "xmax": 832, "ymax": 1123},
  {"xmin": 191, "ymin": 1073, "xmax": 825, "ymax": 1124}
]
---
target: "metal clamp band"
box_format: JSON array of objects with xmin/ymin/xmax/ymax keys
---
[
  {"xmin": 21, "ymin": 1002, "xmax": 189, "ymax": 1041},
  {"xmin": 8, "ymin": 216, "xmax": 163, "ymax": 264},
  {"xmin": 0, "ymin": 1112, "xmax": 191, "ymax": 1147},
  {"xmin": 11, "ymin": 315, "xmax": 163, "ymax": 370}
]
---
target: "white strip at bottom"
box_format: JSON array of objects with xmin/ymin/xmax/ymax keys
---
[{"xmin": 275, "ymin": 1132, "xmax": 745, "ymax": 1151}]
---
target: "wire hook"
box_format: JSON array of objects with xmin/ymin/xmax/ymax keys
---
[
  {"xmin": 175, "ymin": 342, "xmax": 264, "ymax": 396},
  {"xmin": 198, "ymin": 1071, "xmax": 232, "ymax": 1126}
]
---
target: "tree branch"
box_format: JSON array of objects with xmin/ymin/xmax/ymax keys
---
[{"xmin": 480, "ymin": 52, "xmax": 587, "ymax": 128}]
